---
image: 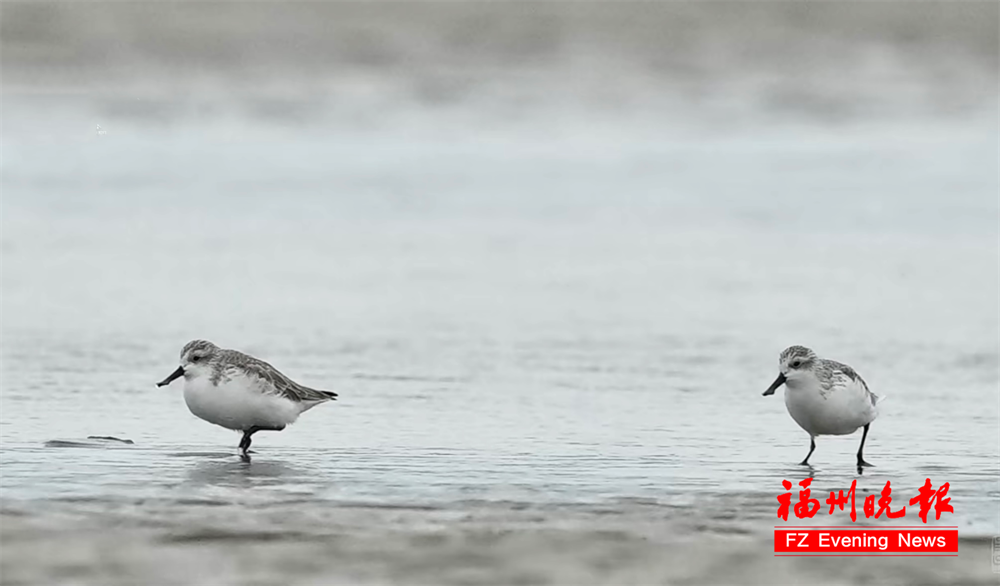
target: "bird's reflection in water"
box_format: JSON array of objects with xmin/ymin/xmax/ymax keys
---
[{"xmin": 183, "ymin": 454, "xmax": 308, "ymax": 489}]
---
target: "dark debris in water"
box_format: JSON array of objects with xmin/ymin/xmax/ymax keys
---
[
  {"xmin": 87, "ymin": 435, "xmax": 134, "ymax": 444},
  {"xmin": 44, "ymin": 440, "xmax": 92, "ymax": 448},
  {"xmin": 44, "ymin": 436, "xmax": 135, "ymax": 448}
]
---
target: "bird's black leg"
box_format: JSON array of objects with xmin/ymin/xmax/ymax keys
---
[
  {"xmin": 856, "ymin": 423, "xmax": 874, "ymax": 472},
  {"xmin": 239, "ymin": 426, "xmax": 267, "ymax": 454},
  {"xmin": 239, "ymin": 430, "xmax": 254, "ymax": 454},
  {"xmin": 238, "ymin": 425, "xmax": 284, "ymax": 457},
  {"xmin": 799, "ymin": 436, "xmax": 816, "ymax": 466}
]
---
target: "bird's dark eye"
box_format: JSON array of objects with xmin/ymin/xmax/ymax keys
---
[
  {"xmin": 790, "ymin": 359, "xmax": 802, "ymax": 368},
  {"xmin": 191, "ymin": 355, "xmax": 202, "ymax": 363}
]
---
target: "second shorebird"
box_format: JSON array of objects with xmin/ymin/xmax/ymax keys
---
[
  {"xmin": 157, "ymin": 340, "xmax": 337, "ymax": 457},
  {"xmin": 763, "ymin": 345, "xmax": 881, "ymax": 473}
]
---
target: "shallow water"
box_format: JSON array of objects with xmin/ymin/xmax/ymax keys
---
[
  {"xmin": 3, "ymin": 126, "xmax": 997, "ymax": 582},
  {"xmin": 2, "ymin": 3, "xmax": 999, "ymax": 584}
]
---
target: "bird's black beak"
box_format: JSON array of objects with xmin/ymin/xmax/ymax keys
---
[
  {"xmin": 157, "ymin": 366, "xmax": 184, "ymax": 387},
  {"xmin": 762, "ymin": 372, "xmax": 786, "ymax": 396}
]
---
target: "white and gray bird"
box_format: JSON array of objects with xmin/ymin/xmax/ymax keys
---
[
  {"xmin": 157, "ymin": 340, "xmax": 337, "ymax": 457},
  {"xmin": 762, "ymin": 345, "xmax": 881, "ymax": 472}
]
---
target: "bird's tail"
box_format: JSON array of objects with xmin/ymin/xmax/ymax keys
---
[
  {"xmin": 299, "ymin": 387, "xmax": 337, "ymax": 404},
  {"xmin": 299, "ymin": 389, "xmax": 338, "ymax": 413}
]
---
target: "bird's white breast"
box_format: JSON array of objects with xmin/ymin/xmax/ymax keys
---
[
  {"xmin": 784, "ymin": 373, "xmax": 877, "ymax": 436},
  {"xmin": 183, "ymin": 372, "xmax": 302, "ymax": 431}
]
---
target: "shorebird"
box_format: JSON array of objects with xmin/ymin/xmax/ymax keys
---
[
  {"xmin": 157, "ymin": 340, "xmax": 337, "ymax": 458},
  {"xmin": 762, "ymin": 345, "xmax": 881, "ymax": 473}
]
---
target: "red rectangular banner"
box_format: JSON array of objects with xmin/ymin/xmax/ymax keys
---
[{"xmin": 774, "ymin": 529, "xmax": 958, "ymax": 554}]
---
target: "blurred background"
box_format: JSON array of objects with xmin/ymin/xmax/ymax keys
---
[{"xmin": 2, "ymin": 2, "xmax": 998, "ymax": 584}]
